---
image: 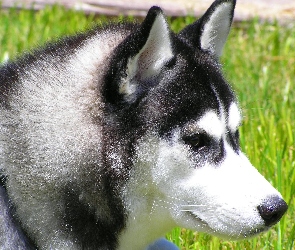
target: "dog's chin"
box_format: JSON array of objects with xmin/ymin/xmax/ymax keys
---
[{"xmin": 186, "ymin": 211, "xmax": 268, "ymax": 240}]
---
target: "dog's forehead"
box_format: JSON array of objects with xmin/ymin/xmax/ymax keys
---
[
  {"xmin": 184, "ymin": 102, "xmax": 241, "ymax": 139},
  {"xmin": 143, "ymin": 51, "xmax": 239, "ymax": 135}
]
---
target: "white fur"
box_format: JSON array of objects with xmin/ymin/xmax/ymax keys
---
[
  {"xmin": 197, "ymin": 111, "xmax": 224, "ymax": 139},
  {"xmin": 178, "ymin": 143, "xmax": 280, "ymax": 238},
  {"xmin": 228, "ymin": 102, "xmax": 241, "ymax": 132},
  {"xmin": 120, "ymin": 116, "xmax": 281, "ymax": 248}
]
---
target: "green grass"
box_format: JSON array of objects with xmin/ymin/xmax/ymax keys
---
[{"xmin": 0, "ymin": 6, "xmax": 294, "ymax": 250}]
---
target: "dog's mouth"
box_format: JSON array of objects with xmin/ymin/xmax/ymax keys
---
[
  {"xmin": 185, "ymin": 211, "xmax": 268, "ymax": 239},
  {"xmin": 186, "ymin": 211, "xmax": 211, "ymax": 228}
]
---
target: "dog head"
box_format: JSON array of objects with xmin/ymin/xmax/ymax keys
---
[{"xmin": 103, "ymin": 0, "xmax": 287, "ymax": 243}]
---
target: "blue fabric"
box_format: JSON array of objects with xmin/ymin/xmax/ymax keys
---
[{"xmin": 145, "ymin": 238, "xmax": 179, "ymax": 250}]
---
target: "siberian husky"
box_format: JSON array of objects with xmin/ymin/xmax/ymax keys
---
[{"xmin": 0, "ymin": 0, "xmax": 288, "ymax": 249}]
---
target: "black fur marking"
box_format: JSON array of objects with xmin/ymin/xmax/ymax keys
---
[
  {"xmin": 227, "ymin": 129, "xmax": 240, "ymax": 154},
  {"xmin": 64, "ymin": 187, "xmax": 123, "ymax": 250},
  {"xmin": 150, "ymin": 51, "xmax": 229, "ymax": 135},
  {"xmin": 0, "ymin": 62, "xmax": 19, "ymax": 109},
  {"xmin": 0, "ymin": 174, "xmax": 7, "ymax": 188},
  {"xmin": 213, "ymin": 139, "xmax": 226, "ymax": 164}
]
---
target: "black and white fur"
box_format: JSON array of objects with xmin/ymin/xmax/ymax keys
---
[{"xmin": 0, "ymin": 0, "xmax": 288, "ymax": 249}]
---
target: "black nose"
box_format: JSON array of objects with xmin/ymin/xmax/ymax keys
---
[{"xmin": 257, "ymin": 196, "xmax": 288, "ymax": 227}]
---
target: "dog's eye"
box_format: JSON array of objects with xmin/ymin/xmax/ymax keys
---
[{"xmin": 182, "ymin": 134, "xmax": 207, "ymax": 150}]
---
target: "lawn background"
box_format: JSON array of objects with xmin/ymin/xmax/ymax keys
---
[{"xmin": 0, "ymin": 5, "xmax": 294, "ymax": 250}]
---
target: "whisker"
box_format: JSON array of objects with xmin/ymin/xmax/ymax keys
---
[
  {"xmin": 180, "ymin": 204, "xmax": 207, "ymax": 212},
  {"xmin": 181, "ymin": 204, "xmax": 207, "ymax": 207}
]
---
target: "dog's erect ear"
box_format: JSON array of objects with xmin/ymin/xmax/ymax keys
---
[
  {"xmin": 125, "ymin": 7, "xmax": 173, "ymax": 83},
  {"xmin": 179, "ymin": 0, "xmax": 236, "ymax": 58},
  {"xmin": 104, "ymin": 6, "xmax": 173, "ymax": 106}
]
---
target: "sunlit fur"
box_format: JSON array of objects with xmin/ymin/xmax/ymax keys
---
[{"xmin": 0, "ymin": 0, "xmax": 287, "ymax": 249}]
